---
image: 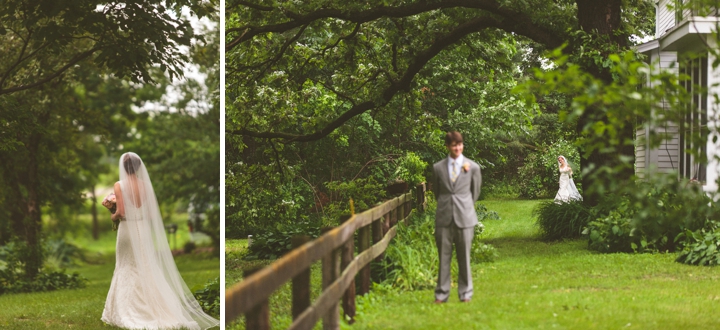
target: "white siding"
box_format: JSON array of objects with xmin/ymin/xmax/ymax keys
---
[
  {"xmin": 657, "ymin": 0, "xmax": 676, "ymax": 37},
  {"xmin": 639, "ymin": 50, "xmax": 680, "ymax": 176},
  {"xmin": 704, "ymin": 49, "xmax": 720, "ymax": 192},
  {"xmin": 653, "ymin": 124, "xmax": 680, "ymax": 172},
  {"xmin": 635, "ymin": 128, "xmax": 647, "ymax": 178}
]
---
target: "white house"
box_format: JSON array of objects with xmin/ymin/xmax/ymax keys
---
[{"xmin": 636, "ymin": 0, "xmax": 720, "ymax": 193}]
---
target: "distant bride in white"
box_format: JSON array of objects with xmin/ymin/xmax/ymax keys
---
[
  {"xmin": 554, "ymin": 155, "xmax": 583, "ymax": 203},
  {"xmin": 102, "ymin": 152, "xmax": 219, "ymax": 329}
]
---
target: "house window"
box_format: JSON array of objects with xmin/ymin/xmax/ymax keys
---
[{"xmin": 678, "ymin": 54, "xmax": 708, "ymax": 183}]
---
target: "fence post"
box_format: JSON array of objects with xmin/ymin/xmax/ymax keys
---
[
  {"xmin": 244, "ymin": 267, "xmax": 270, "ymax": 330},
  {"xmin": 358, "ymin": 225, "xmax": 371, "ymax": 296},
  {"xmin": 338, "ymin": 216, "xmax": 356, "ymax": 324},
  {"xmin": 372, "ymin": 217, "xmax": 383, "ymax": 262},
  {"xmin": 416, "ymin": 183, "xmax": 426, "ymax": 212},
  {"xmin": 322, "ymin": 227, "xmax": 340, "ymax": 330},
  {"xmin": 291, "ymin": 235, "xmax": 311, "ymax": 320},
  {"xmin": 398, "ymin": 199, "xmax": 405, "ymax": 224},
  {"xmin": 390, "ymin": 207, "xmax": 397, "ymax": 227}
]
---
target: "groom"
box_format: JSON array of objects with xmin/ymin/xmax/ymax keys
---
[{"xmin": 431, "ymin": 131, "xmax": 482, "ymax": 303}]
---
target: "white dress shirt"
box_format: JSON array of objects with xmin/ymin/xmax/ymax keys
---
[{"xmin": 448, "ymin": 154, "xmax": 464, "ymax": 181}]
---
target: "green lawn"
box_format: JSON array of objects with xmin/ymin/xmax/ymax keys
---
[
  {"xmin": 351, "ymin": 199, "xmax": 720, "ymax": 329},
  {"xmin": 0, "ymin": 213, "xmax": 219, "ymax": 330}
]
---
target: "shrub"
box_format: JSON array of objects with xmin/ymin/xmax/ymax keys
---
[
  {"xmin": 44, "ymin": 238, "xmax": 85, "ymax": 269},
  {"xmin": 585, "ymin": 176, "xmax": 719, "ymax": 253},
  {"xmin": 383, "ymin": 212, "xmax": 438, "ymax": 291},
  {"xmin": 192, "ymin": 277, "xmax": 220, "ymax": 317},
  {"xmin": 471, "ymin": 243, "xmax": 498, "ymax": 263},
  {"xmin": 244, "ymin": 219, "xmax": 322, "ymax": 260},
  {"xmin": 184, "ymin": 241, "xmax": 197, "ymax": 254},
  {"xmin": 533, "ymin": 200, "xmax": 592, "ymax": 241},
  {"xmin": 676, "ymin": 221, "xmax": 720, "ymax": 266},
  {"xmin": 476, "ymin": 202, "xmax": 501, "ymax": 221},
  {"xmin": 324, "ymin": 177, "xmax": 386, "ymax": 222},
  {"xmin": 0, "ymin": 241, "xmax": 87, "ymax": 295},
  {"xmin": 393, "ymin": 151, "xmax": 428, "ymax": 187}
]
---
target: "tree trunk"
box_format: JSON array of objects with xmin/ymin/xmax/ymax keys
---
[
  {"xmin": 91, "ymin": 185, "xmax": 99, "ymax": 240},
  {"xmin": 575, "ymin": 0, "xmax": 635, "ymax": 205},
  {"xmin": 24, "ymin": 135, "xmax": 43, "ymax": 280}
]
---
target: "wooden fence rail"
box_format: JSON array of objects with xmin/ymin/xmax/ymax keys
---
[{"xmin": 226, "ymin": 183, "xmax": 427, "ymax": 329}]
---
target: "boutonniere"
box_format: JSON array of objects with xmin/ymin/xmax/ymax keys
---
[{"xmin": 462, "ymin": 162, "xmax": 470, "ymax": 173}]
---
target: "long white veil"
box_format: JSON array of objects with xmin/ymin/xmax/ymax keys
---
[
  {"xmin": 118, "ymin": 152, "xmax": 219, "ymax": 329},
  {"xmin": 558, "ymin": 155, "xmax": 583, "ymax": 201}
]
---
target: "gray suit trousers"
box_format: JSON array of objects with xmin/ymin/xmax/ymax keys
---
[{"xmin": 434, "ymin": 222, "xmax": 474, "ymax": 301}]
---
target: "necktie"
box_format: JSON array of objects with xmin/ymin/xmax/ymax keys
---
[{"xmin": 451, "ymin": 161, "xmax": 458, "ymax": 182}]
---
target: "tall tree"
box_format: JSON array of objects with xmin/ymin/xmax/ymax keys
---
[
  {"xmin": 0, "ymin": 1, "xmax": 213, "ymax": 279},
  {"xmin": 226, "ymin": 0, "xmax": 655, "ymax": 205},
  {"xmin": 0, "ymin": 0, "xmax": 215, "ymax": 95}
]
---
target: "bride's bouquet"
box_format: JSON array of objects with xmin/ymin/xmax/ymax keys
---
[{"xmin": 102, "ymin": 193, "xmax": 121, "ymax": 231}]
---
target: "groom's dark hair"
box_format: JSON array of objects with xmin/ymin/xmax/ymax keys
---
[{"xmin": 445, "ymin": 131, "xmax": 463, "ymax": 145}]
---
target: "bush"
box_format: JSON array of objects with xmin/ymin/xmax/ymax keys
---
[
  {"xmin": 184, "ymin": 241, "xmax": 197, "ymax": 254},
  {"xmin": 383, "ymin": 212, "xmax": 438, "ymax": 291},
  {"xmin": 585, "ymin": 177, "xmax": 719, "ymax": 253},
  {"xmin": 533, "ymin": 200, "xmax": 592, "ymax": 241},
  {"xmin": 0, "ymin": 241, "xmax": 87, "ymax": 295},
  {"xmin": 675, "ymin": 220, "xmax": 720, "ymax": 266},
  {"xmin": 476, "ymin": 202, "xmax": 501, "ymax": 221},
  {"xmin": 244, "ymin": 219, "xmax": 322, "ymax": 260},
  {"xmin": 44, "ymin": 238, "xmax": 85, "ymax": 269},
  {"xmin": 393, "ymin": 151, "xmax": 428, "ymax": 187},
  {"xmin": 324, "ymin": 177, "xmax": 386, "ymax": 222},
  {"xmin": 192, "ymin": 277, "xmax": 220, "ymax": 317},
  {"xmin": 517, "ymin": 139, "xmax": 580, "ymax": 199}
]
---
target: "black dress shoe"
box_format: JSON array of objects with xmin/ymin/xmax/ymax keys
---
[{"xmin": 460, "ymin": 298, "xmax": 471, "ymax": 303}]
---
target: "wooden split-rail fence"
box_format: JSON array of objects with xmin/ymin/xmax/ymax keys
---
[{"xmin": 226, "ymin": 183, "xmax": 428, "ymax": 330}]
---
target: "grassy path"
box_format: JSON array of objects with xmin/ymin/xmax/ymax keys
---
[
  {"xmin": 0, "ymin": 216, "xmax": 220, "ymax": 330},
  {"xmin": 351, "ymin": 199, "xmax": 720, "ymax": 329}
]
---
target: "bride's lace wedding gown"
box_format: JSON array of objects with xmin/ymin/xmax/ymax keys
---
[
  {"xmin": 102, "ymin": 152, "xmax": 218, "ymax": 330},
  {"xmin": 101, "ymin": 218, "xmax": 201, "ymax": 329},
  {"xmin": 554, "ymin": 167, "xmax": 583, "ymax": 203}
]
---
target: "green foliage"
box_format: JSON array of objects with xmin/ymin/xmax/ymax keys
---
[
  {"xmin": 0, "ymin": 0, "xmax": 214, "ymax": 95},
  {"xmin": 676, "ymin": 220, "xmax": 720, "ymax": 266},
  {"xmin": 475, "ymin": 202, "xmax": 501, "ymax": 221},
  {"xmin": 586, "ymin": 176, "xmax": 719, "ymax": 253},
  {"xmin": 192, "ymin": 277, "xmax": 220, "ymax": 317},
  {"xmin": 471, "ymin": 242, "xmax": 499, "ymax": 264},
  {"xmin": 0, "ymin": 242, "xmax": 87, "ymax": 295},
  {"xmin": 393, "ymin": 152, "xmax": 428, "ymax": 187},
  {"xmin": 383, "ymin": 212, "xmax": 438, "ymax": 291},
  {"xmin": 517, "ymin": 139, "xmax": 581, "ymax": 199},
  {"xmin": 44, "ymin": 239, "xmax": 86, "ymax": 269},
  {"xmin": 244, "ymin": 220, "xmax": 322, "ymax": 260},
  {"xmin": 324, "ymin": 177, "xmax": 386, "ymax": 219},
  {"xmin": 533, "ymin": 200, "xmax": 592, "ymax": 241}
]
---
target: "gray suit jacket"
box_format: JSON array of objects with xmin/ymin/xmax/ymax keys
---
[{"xmin": 432, "ymin": 157, "xmax": 482, "ymax": 228}]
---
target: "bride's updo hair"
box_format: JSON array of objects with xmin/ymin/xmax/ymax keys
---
[{"xmin": 123, "ymin": 153, "xmax": 143, "ymax": 175}]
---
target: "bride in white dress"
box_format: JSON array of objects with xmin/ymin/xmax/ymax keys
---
[
  {"xmin": 102, "ymin": 153, "xmax": 219, "ymax": 329},
  {"xmin": 554, "ymin": 155, "xmax": 583, "ymax": 203}
]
